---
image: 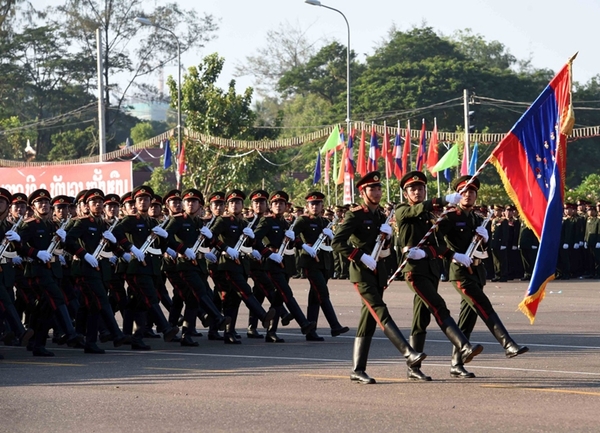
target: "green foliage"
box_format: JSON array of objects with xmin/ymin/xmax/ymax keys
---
[
  {"xmin": 48, "ymin": 126, "xmax": 97, "ymax": 160},
  {"xmin": 147, "ymin": 166, "xmax": 173, "ymax": 197},
  {"xmin": 130, "ymin": 122, "xmax": 155, "ymax": 144},
  {"xmin": 0, "ymin": 117, "xmax": 36, "ymax": 160},
  {"xmin": 571, "ymin": 174, "xmax": 600, "ymax": 203}
]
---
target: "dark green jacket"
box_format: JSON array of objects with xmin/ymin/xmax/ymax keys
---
[
  {"xmin": 17, "ymin": 216, "xmax": 62, "ymax": 279},
  {"xmin": 165, "ymin": 213, "xmax": 208, "ymax": 275},
  {"xmin": 293, "ymin": 215, "xmax": 333, "ymax": 271},
  {"xmin": 210, "ymin": 214, "xmax": 251, "ymax": 274},
  {"xmin": 113, "ymin": 214, "xmax": 166, "ymax": 276}
]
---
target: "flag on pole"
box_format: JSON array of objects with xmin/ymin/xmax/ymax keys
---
[
  {"xmin": 489, "ymin": 58, "xmax": 575, "ymax": 324},
  {"xmin": 381, "ymin": 123, "xmax": 393, "ymax": 179},
  {"xmin": 313, "ymin": 152, "xmax": 321, "ymax": 185},
  {"xmin": 416, "ymin": 119, "xmax": 427, "ymax": 171},
  {"xmin": 324, "ymin": 150, "xmax": 333, "ymax": 185},
  {"xmin": 367, "ymin": 124, "xmax": 379, "ymax": 172},
  {"xmin": 431, "ymin": 143, "xmax": 459, "ymax": 173},
  {"xmin": 402, "ymin": 120, "xmax": 411, "ymax": 174},
  {"xmin": 336, "ymin": 146, "xmax": 347, "ymax": 185},
  {"xmin": 443, "ymin": 167, "xmax": 452, "ymax": 182},
  {"xmin": 347, "ymin": 129, "xmax": 355, "ymax": 178},
  {"xmin": 460, "ymin": 141, "xmax": 469, "ymax": 175},
  {"xmin": 357, "ymin": 128, "xmax": 367, "ymax": 177},
  {"xmin": 468, "ymin": 142, "xmax": 478, "ymax": 175},
  {"xmin": 177, "ymin": 141, "xmax": 186, "ymax": 177},
  {"xmin": 393, "ymin": 123, "xmax": 403, "ymax": 179},
  {"xmin": 427, "ymin": 119, "xmax": 439, "ymax": 177},
  {"xmin": 321, "ymin": 125, "xmax": 341, "ymax": 154},
  {"xmin": 163, "ymin": 139, "xmax": 172, "ymax": 169},
  {"xmin": 333, "ymin": 149, "xmax": 338, "ymax": 184}
]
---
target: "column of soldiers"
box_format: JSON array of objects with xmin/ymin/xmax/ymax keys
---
[{"xmin": 0, "ymin": 184, "xmax": 356, "ymax": 359}]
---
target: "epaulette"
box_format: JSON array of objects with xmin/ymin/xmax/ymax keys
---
[
  {"xmin": 24, "ymin": 217, "xmax": 38, "ymax": 224},
  {"xmin": 350, "ymin": 204, "xmax": 363, "ymax": 212}
]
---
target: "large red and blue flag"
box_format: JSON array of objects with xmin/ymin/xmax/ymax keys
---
[
  {"xmin": 367, "ymin": 124, "xmax": 379, "ymax": 172},
  {"xmin": 489, "ymin": 59, "xmax": 575, "ymax": 324}
]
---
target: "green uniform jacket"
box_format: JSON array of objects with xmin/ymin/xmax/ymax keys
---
[
  {"xmin": 165, "ymin": 213, "xmax": 208, "ymax": 275},
  {"xmin": 490, "ymin": 217, "xmax": 509, "ymax": 249},
  {"xmin": 395, "ymin": 199, "xmax": 452, "ymax": 279},
  {"xmin": 439, "ymin": 207, "xmax": 487, "ymax": 284},
  {"xmin": 253, "ymin": 214, "xmax": 295, "ymax": 274},
  {"xmin": 17, "ymin": 217, "xmax": 63, "ymax": 279},
  {"xmin": 113, "ymin": 214, "xmax": 166, "ymax": 276},
  {"xmin": 293, "ymin": 215, "xmax": 333, "ymax": 271},
  {"xmin": 331, "ymin": 204, "xmax": 389, "ymax": 285},
  {"xmin": 518, "ymin": 223, "xmax": 539, "ymax": 249},
  {"xmin": 585, "ymin": 216, "xmax": 600, "ymax": 245},
  {"xmin": 210, "ymin": 214, "xmax": 251, "ymax": 274}
]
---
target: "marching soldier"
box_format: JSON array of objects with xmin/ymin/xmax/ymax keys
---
[
  {"xmin": 206, "ymin": 191, "xmax": 228, "ymax": 341},
  {"xmin": 332, "ymin": 171, "xmax": 426, "ymax": 384},
  {"xmin": 395, "ymin": 171, "xmax": 483, "ymax": 381},
  {"xmin": 439, "ymin": 176, "xmax": 529, "ymax": 378},
  {"xmin": 293, "ymin": 191, "xmax": 350, "ymax": 341}
]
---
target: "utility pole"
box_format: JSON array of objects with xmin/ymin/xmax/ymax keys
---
[
  {"xmin": 463, "ymin": 89, "xmax": 470, "ymax": 174},
  {"xmin": 96, "ymin": 29, "xmax": 106, "ymax": 162}
]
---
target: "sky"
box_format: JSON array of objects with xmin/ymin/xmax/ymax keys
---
[{"xmin": 35, "ymin": 0, "xmax": 600, "ymax": 97}]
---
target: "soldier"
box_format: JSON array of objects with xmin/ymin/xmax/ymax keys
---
[
  {"xmin": 332, "ymin": 171, "xmax": 426, "ymax": 384},
  {"xmin": 332, "ymin": 205, "xmax": 348, "ymax": 279},
  {"xmin": 439, "ymin": 175, "xmax": 529, "ymax": 378},
  {"xmin": 491, "ymin": 204, "xmax": 509, "ymax": 282},
  {"xmin": 557, "ymin": 203, "xmax": 578, "ymax": 280},
  {"xmin": 395, "ymin": 171, "xmax": 483, "ymax": 381},
  {"xmin": 505, "ymin": 205, "xmax": 523, "ymax": 279},
  {"xmin": 253, "ymin": 191, "xmax": 317, "ymax": 337},
  {"xmin": 164, "ymin": 188, "xmax": 230, "ymax": 346},
  {"xmin": 584, "ymin": 204, "xmax": 600, "ymax": 278},
  {"xmin": 64, "ymin": 188, "xmax": 128, "ymax": 353},
  {"xmin": 113, "ymin": 185, "xmax": 179, "ymax": 350},
  {"xmin": 206, "ymin": 191, "xmax": 228, "ymax": 341},
  {"xmin": 0, "ymin": 188, "xmax": 34, "ymax": 357},
  {"xmin": 208, "ymin": 189, "xmax": 276, "ymax": 344},
  {"xmin": 293, "ymin": 191, "xmax": 350, "ymax": 341},
  {"xmin": 17, "ymin": 189, "xmax": 84, "ymax": 356},
  {"xmin": 9, "ymin": 193, "xmax": 30, "ymax": 327},
  {"xmin": 518, "ymin": 217, "xmax": 539, "ymax": 281}
]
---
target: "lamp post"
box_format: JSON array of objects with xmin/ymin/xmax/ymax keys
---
[
  {"xmin": 134, "ymin": 17, "xmax": 182, "ymax": 188},
  {"xmin": 305, "ymin": 0, "xmax": 351, "ymax": 139}
]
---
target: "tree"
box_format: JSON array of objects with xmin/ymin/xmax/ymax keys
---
[
  {"xmin": 130, "ymin": 122, "xmax": 155, "ymax": 144},
  {"xmin": 449, "ymin": 29, "xmax": 517, "ymax": 71},
  {"xmin": 48, "ymin": 125, "xmax": 97, "ymax": 161}
]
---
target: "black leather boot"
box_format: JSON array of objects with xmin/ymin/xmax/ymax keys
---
[
  {"xmin": 407, "ymin": 334, "xmax": 432, "ymax": 381},
  {"xmin": 305, "ymin": 305, "xmax": 324, "ymax": 341},
  {"xmin": 285, "ymin": 297, "xmax": 316, "ymax": 334},
  {"xmin": 55, "ymin": 304, "xmax": 83, "ymax": 347},
  {"xmin": 484, "ymin": 312, "xmax": 529, "ymax": 358},
  {"xmin": 350, "ymin": 336, "xmax": 376, "ymax": 384},
  {"xmin": 149, "ymin": 304, "xmax": 180, "ymax": 342},
  {"xmin": 450, "ymin": 345, "xmax": 475, "ymax": 378},
  {"xmin": 265, "ymin": 308, "xmax": 284, "ymax": 343},
  {"xmin": 131, "ymin": 312, "xmax": 151, "ymax": 351},
  {"xmin": 223, "ymin": 308, "xmax": 241, "ymax": 344},
  {"xmin": 321, "ymin": 299, "xmax": 349, "ymax": 337},
  {"xmin": 440, "ymin": 317, "xmax": 483, "ymax": 364},
  {"xmin": 382, "ymin": 320, "xmax": 426, "ymax": 368}
]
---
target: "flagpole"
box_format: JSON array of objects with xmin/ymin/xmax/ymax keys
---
[{"xmin": 384, "ymin": 154, "xmax": 494, "ymax": 289}]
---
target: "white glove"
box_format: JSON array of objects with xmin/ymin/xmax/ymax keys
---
[
  {"xmin": 562, "ymin": 243, "xmax": 569, "ymax": 250},
  {"xmin": 226, "ymin": 247, "xmax": 239, "ymax": 261},
  {"xmin": 285, "ymin": 230, "xmax": 295, "ymax": 240},
  {"xmin": 500, "ymin": 245, "xmax": 507, "ymax": 250},
  {"xmin": 302, "ymin": 244, "xmax": 317, "ymax": 258},
  {"xmin": 268, "ymin": 252, "xmax": 283, "ymax": 264},
  {"xmin": 36, "ymin": 250, "xmax": 52, "ymax": 263},
  {"xmin": 580, "ymin": 241, "xmax": 584, "ymax": 247},
  {"xmin": 360, "ymin": 254, "xmax": 377, "ymax": 271},
  {"xmin": 59, "ymin": 255, "xmax": 66, "ymax": 266},
  {"xmin": 445, "ymin": 192, "xmax": 462, "ymax": 205},
  {"xmin": 122, "ymin": 252, "xmax": 132, "ymax": 262},
  {"xmin": 379, "ymin": 223, "xmax": 392, "ymax": 239},
  {"xmin": 102, "ymin": 231, "xmax": 117, "ymax": 244},
  {"xmin": 12, "ymin": 256, "xmax": 22, "ymax": 266},
  {"xmin": 200, "ymin": 226, "xmax": 213, "ymax": 239},
  {"xmin": 251, "ymin": 249, "xmax": 262, "ymax": 261},
  {"xmin": 5, "ymin": 230, "xmax": 20, "ymax": 242},
  {"xmin": 205, "ymin": 252, "xmax": 217, "ymax": 263},
  {"xmin": 130, "ymin": 245, "xmax": 145, "ymax": 262},
  {"xmin": 152, "ymin": 226, "xmax": 168, "ymax": 238},
  {"xmin": 242, "ymin": 227, "xmax": 255, "ymax": 239},
  {"xmin": 56, "ymin": 228, "xmax": 67, "ymax": 242},
  {"xmin": 84, "ymin": 253, "xmax": 98, "ymax": 268},
  {"xmin": 512, "ymin": 245, "xmax": 518, "ymax": 250},
  {"xmin": 574, "ymin": 243, "xmax": 580, "ymax": 250},
  {"xmin": 184, "ymin": 248, "xmax": 196, "ymax": 260},
  {"xmin": 407, "ymin": 247, "xmax": 427, "ymax": 260},
  {"xmin": 584, "ymin": 242, "xmax": 588, "ymax": 249},
  {"xmin": 166, "ymin": 247, "xmax": 177, "ymax": 259},
  {"xmin": 475, "ymin": 226, "xmax": 488, "ymax": 243},
  {"xmin": 452, "ymin": 252, "xmax": 473, "ymax": 267},
  {"xmin": 322, "ymin": 228, "xmax": 334, "ymax": 240},
  {"xmin": 531, "ymin": 245, "xmax": 538, "ymax": 250},
  {"xmin": 595, "ymin": 242, "xmax": 600, "ymax": 249},
  {"xmin": 109, "ymin": 256, "xmax": 118, "ymax": 265}
]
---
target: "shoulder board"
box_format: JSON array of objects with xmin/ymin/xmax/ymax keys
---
[
  {"xmin": 350, "ymin": 205, "xmax": 363, "ymax": 212},
  {"xmin": 24, "ymin": 217, "xmax": 37, "ymax": 224},
  {"xmin": 445, "ymin": 208, "xmax": 458, "ymax": 214}
]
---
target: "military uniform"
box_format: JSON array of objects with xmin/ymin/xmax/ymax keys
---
[
  {"xmin": 518, "ymin": 222, "xmax": 539, "ymax": 280},
  {"xmin": 490, "ymin": 207, "xmax": 509, "ymax": 281},
  {"xmin": 332, "ymin": 171, "xmax": 425, "ymax": 384},
  {"xmin": 293, "ymin": 191, "xmax": 349, "ymax": 341}
]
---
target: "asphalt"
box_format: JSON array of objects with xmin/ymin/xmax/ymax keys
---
[{"xmin": 1, "ymin": 277, "xmax": 600, "ymax": 433}]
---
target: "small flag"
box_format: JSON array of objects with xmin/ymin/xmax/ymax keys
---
[
  {"xmin": 402, "ymin": 120, "xmax": 411, "ymax": 174},
  {"xmin": 393, "ymin": 124, "xmax": 403, "ymax": 179},
  {"xmin": 468, "ymin": 142, "xmax": 478, "ymax": 176},
  {"xmin": 431, "ymin": 143, "xmax": 459, "ymax": 173},
  {"xmin": 163, "ymin": 139, "xmax": 172, "ymax": 169},
  {"xmin": 427, "ymin": 119, "xmax": 439, "ymax": 178},
  {"xmin": 460, "ymin": 141, "xmax": 469, "ymax": 175},
  {"xmin": 357, "ymin": 129, "xmax": 367, "ymax": 177},
  {"xmin": 313, "ymin": 152, "xmax": 321, "ymax": 185},
  {"xmin": 321, "ymin": 125, "xmax": 341, "ymax": 154},
  {"xmin": 415, "ymin": 119, "xmax": 427, "ymax": 171},
  {"xmin": 367, "ymin": 124, "xmax": 379, "ymax": 172}
]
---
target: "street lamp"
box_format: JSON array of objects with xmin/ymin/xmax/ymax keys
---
[
  {"xmin": 134, "ymin": 17, "xmax": 183, "ymax": 188},
  {"xmin": 305, "ymin": 0, "xmax": 351, "ymax": 139}
]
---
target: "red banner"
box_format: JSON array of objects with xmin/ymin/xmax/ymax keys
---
[{"xmin": 0, "ymin": 161, "xmax": 133, "ymax": 197}]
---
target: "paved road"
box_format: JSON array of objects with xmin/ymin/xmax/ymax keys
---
[{"xmin": 2, "ymin": 278, "xmax": 600, "ymax": 433}]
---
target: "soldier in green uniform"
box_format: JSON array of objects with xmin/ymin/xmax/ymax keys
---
[
  {"xmin": 293, "ymin": 191, "xmax": 349, "ymax": 341},
  {"xmin": 64, "ymin": 188, "xmax": 128, "ymax": 353},
  {"xmin": 557, "ymin": 203, "xmax": 578, "ymax": 280},
  {"xmin": 17, "ymin": 189, "xmax": 84, "ymax": 356},
  {"xmin": 518, "ymin": 217, "xmax": 539, "ymax": 281},
  {"xmin": 0, "ymin": 188, "xmax": 34, "ymax": 356},
  {"xmin": 395, "ymin": 171, "xmax": 483, "ymax": 381},
  {"xmin": 164, "ymin": 188, "xmax": 230, "ymax": 346},
  {"xmin": 206, "ymin": 191, "xmax": 228, "ymax": 341},
  {"xmin": 112, "ymin": 185, "xmax": 179, "ymax": 350},
  {"xmin": 253, "ymin": 191, "xmax": 317, "ymax": 337},
  {"xmin": 10, "ymin": 193, "xmax": 31, "ymax": 330},
  {"xmin": 491, "ymin": 205, "xmax": 509, "ymax": 282},
  {"xmin": 208, "ymin": 189, "xmax": 276, "ymax": 344},
  {"xmin": 332, "ymin": 171, "xmax": 426, "ymax": 384},
  {"xmin": 584, "ymin": 204, "xmax": 600, "ymax": 278},
  {"xmin": 439, "ymin": 175, "xmax": 529, "ymax": 378}
]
